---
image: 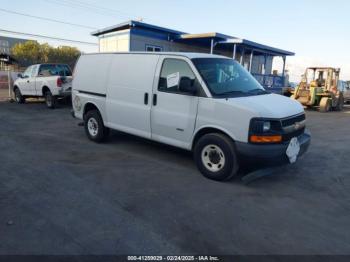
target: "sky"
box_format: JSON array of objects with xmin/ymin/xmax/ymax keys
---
[{"xmin": 1, "ymin": 0, "xmax": 349, "ymax": 81}]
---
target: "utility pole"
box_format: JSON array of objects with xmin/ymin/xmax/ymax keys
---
[{"xmin": 8, "ymin": 68, "xmax": 13, "ymax": 102}]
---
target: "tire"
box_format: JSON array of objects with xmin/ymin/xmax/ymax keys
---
[
  {"xmin": 45, "ymin": 90, "xmax": 57, "ymax": 109},
  {"xmin": 84, "ymin": 110, "xmax": 109, "ymax": 143},
  {"xmin": 193, "ymin": 133, "xmax": 239, "ymax": 181},
  {"xmin": 334, "ymin": 94, "xmax": 344, "ymax": 111},
  {"xmin": 319, "ymin": 97, "xmax": 331, "ymax": 112},
  {"xmin": 14, "ymin": 88, "xmax": 25, "ymax": 104}
]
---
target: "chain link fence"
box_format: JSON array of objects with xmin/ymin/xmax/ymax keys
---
[{"xmin": 0, "ymin": 68, "xmax": 24, "ymax": 102}]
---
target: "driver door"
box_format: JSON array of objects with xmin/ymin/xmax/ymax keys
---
[
  {"xmin": 17, "ymin": 66, "xmax": 33, "ymax": 95},
  {"xmin": 150, "ymin": 57, "xmax": 200, "ymax": 149}
]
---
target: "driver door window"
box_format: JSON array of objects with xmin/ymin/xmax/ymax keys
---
[
  {"xmin": 22, "ymin": 66, "xmax": 32, "ymax": 78},
  {"xmin": 31, "ymin": 65, "xmax": 38, "ymax": 77},
  {"xmin": 158, "ymin": 59, "xmax": 198, "ymax": 95}
]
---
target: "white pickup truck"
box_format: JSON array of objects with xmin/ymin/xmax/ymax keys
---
[{"xmin": 13, "ymin": 63, "xmax": 72, "ymax": 108}]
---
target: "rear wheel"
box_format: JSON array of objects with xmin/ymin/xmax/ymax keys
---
[
  {"xmin": 334, "ymin": 94, "xmax": 344, "ymax": 111},
  {"xmin": 84, "ymin": 110, "xmax": 109, "ymax": 143},
  {"xmin": 45, "ymin": 90, "xmax": 57, "ymax": 109},
  {"xmin": 194, "ymin": 133, "xmax": 239, "ymax": 181},
  {"xmin": 14, "ymin": 88, "xmax": 25, "ymax": 104},
  {"xmin": 319, "ymin": 97, "xmax": 331, "ymax": 112}
]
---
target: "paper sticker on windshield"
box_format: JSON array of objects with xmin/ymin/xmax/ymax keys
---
[{"xmin": 167, "ymin": 72, "xmax": 180, "ymax": 88}]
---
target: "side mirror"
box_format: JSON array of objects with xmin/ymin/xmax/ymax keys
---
[
  {"xmin": 17, "ymin": 73, "xmax": 23, "ymax": 78},
  {"xmin": 179, "ymin": 77, "xmax": 197, "ymax": 94}
]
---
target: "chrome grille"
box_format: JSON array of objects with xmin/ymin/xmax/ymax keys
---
[{"xmin": 281, "ymin": 113, "xmax": 306, "ymax": 141}]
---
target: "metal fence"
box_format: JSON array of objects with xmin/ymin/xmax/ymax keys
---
[{"xmin": 0, "ymin": 68, "xmax": 23, "ymax": 101}]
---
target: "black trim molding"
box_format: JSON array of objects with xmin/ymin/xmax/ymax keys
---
[{"xmin": 78, "ymin": 90, "xmax": 106, "ymax": 97}]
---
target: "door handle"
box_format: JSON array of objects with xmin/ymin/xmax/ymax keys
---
[
  {"xmin": 153, "ymin": 94, "xmax": 157, "ymax": 106},
  {"xmin": 144, "ymin": 92, "xmax": 149, "ymax": 105}
]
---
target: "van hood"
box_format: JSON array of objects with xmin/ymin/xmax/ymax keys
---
[{"xmin": 226, "ymin": 93, "xmax": 304, "ymax": 118}]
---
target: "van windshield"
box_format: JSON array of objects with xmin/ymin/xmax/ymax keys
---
[{"xmin": 192, "ymin": 58, "xmax": 268, "ymax": 97}]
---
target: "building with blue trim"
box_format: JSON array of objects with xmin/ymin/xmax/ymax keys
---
[{"xmin": 91, "ymin": 20, "xmax": 294, "ymax": 93}]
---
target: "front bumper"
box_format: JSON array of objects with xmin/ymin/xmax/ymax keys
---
[{"xmin": 236, "ymin": 130, "xmax": 311, "ymax": 165}]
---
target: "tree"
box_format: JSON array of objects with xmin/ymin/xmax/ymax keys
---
[
  {"xmin": 48, "ymin": 46, "xmax": 81, "ymax": 68},
  {"xmin": 11, "ymin": 41, "xmax": 81, "ymax": 68},
  {"xmin": 11, "ymin": 41, "xmax": 43, "ymax": 66}
]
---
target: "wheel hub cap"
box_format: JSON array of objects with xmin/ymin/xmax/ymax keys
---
[
  {"xmin": 201, "ymin": 144, "xmax": 225, "ymax": 172},
  {"xmin": 87, "ymin": 118, "xmax": 98, "ymax": 136}
]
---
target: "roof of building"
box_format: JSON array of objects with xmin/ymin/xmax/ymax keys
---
[
  {"xmin": 91, "ymin": 20, "xmax": 294, "ymax": 56},
  {"xmin": 178, "ymin": 32, "xmax": 234, "ymax": 40},
  {"xmin": 91, "ymin": 20, "xmax": 185, "ymax": 36},
  {"xmin": 217, "ymin": 38, "xmax": 295, "ymax": 56}
]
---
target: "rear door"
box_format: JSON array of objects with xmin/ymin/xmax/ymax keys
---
[
  {"xmin": 150, "ymin": 56, "xmax": 200, "ymax": 149},
  {"xmin": 106, "ymin": 54, "xmax": 160, "ymax": 139}
]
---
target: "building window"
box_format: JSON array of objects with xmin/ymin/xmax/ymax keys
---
[
  {"xmin": 146, "ymin": 44, "xmax": 163, "ymax": 52},
  {"xmin": 0, "ymin": 40, "xmax": 9, "ymax": 47}
]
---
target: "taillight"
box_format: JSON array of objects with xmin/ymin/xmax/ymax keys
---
[{"xmin": 57, "ymin": 77, "xmax": 63, "ymax": 87}]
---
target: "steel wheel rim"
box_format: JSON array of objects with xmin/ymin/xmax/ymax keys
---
[
  {"xmin": 201, "ymin": 144, "xmax": 225, "ymax": 172},
  {"xmin": 87, "ymin": 118, "xmax": 98, "ymax": 137}
]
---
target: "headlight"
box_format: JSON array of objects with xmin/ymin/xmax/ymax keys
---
[
  {"xmin": 263, "ymin": 121, "xmax": 271, "ymax": 132},
  {"xmin": 249, "ymin": 118, "xmax": 282, "ymax": 143},
  {"xmin": 250, "ymin": 120, "xmax": 271, "ymax": 133}
]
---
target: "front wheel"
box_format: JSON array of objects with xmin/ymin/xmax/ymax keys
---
[
  {"xmin": 193, "ymin": 133, "xmax": 239, "ymax": 181},
  {"xmin": 84, "ymin": 110, "xmax": 109, "ymax": 143},
  {"xmin": 319, "ymin": 97, "xmax": 331, "ymax": 112},
  {"xmin": 334, "ymin": 94, "xmax": 344, "ymax": 111},
  {"xmin": 14, "ymin": 88, "xmax": 25, "ymax": 104},
  {"xmin": 45, "ymin": 90, "xmax": 57, "ymax": 109}
]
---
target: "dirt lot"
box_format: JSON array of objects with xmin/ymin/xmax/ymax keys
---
[{"xmin": 0, "ymin": 101, "xmax": 350, "ymax": 255}]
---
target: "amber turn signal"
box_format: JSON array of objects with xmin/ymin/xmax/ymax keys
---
[{"xmin": 250, "ymin": 135, "xmax": 282, "ymax": 143}]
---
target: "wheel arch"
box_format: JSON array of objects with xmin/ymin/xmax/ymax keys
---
[
  {"xmin": 42, "ymin": 86, "xmax": 50, "ymax": 96},
  {"xmin": 191, "ymin": 126, "xmax": 236, "ymax": 150},
  {"xmin": 83, "ymin": 102, "xmax": 102, "ymax": 119}
]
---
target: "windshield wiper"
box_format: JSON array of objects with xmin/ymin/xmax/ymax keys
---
[
  {"xmin": 246, "ymin": 88, "xmax": 270, "ymax": 95},
  {"xmin": 217, "ymin": 90, "xmax": 245, "ymax": 96}
]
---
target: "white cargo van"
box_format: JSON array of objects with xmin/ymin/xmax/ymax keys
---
[{"xmin": 72, "ymin": 52, "xmax": 310, "ymax": 181}]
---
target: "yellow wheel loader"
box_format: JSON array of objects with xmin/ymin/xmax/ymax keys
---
[{"xmin": 292, "ymin": 67, "xmax": 344, "ymax": 112}]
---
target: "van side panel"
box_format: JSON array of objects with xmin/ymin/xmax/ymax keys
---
[
  {"xmin": 105, "ymin": 54, "xmax": 160, "ymax": 139},
  {"xmin": 73, "ymin": 54, "xmax": 112, "ymax": 95},
  {"xmin": 72, "ymin": 54, "xmax": 113, "ymax": 122}
]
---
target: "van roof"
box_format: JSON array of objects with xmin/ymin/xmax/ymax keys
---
[{"xmin": 81, "ymin": 52, "xmax": 228, "ymax": 59}]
